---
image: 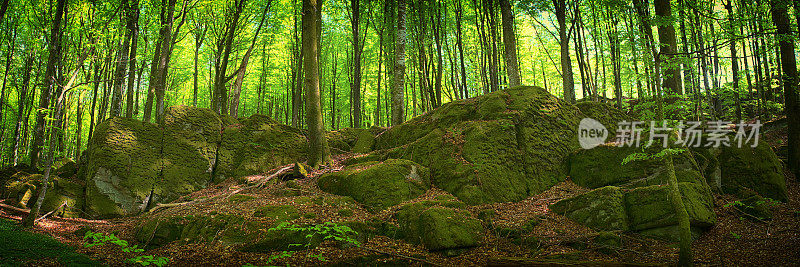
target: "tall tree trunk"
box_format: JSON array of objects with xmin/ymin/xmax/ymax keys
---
[
  {"xmin": 192, "ymin": 23, "xmax": 206, "ymax": 107},
  {"xmin": 12, "ymin": 53, "xmax": 33, "ymax": 165},
  {"xmin": 30, "ymin": 0, "xmax": 66, "ymax": 168},
  {"xmin": 665, "ymin": 152, "xmax": 693, "ymax": 266},
  {"xmin": 391, "ymin": 0, "xmax": 407, "ymax": 126},
  {"xmin": 433, "ymin": 2, "xmax": 444, "ymax": 108},
  {"xmin": 303, "ymin": 0, "xmax": 328, "ymax": 168},
  {"xmin": 212, "ymin": 0, "xmax": 246, "ymax": 116},
  {"xmin": 770, "ymin": 0, "xmax": 799, "ymax": 179},
  {"xmin": 499, "ymin": 0, "xmax": 521, "ymax": 87},
  {"xmin": 351, "ymin": 0, "xmax": 363, "ymax": 128},
  {"xmin": 0, "ymin": 0, "xmax": 9, "ymax": 23},
  {"xmin": 230, "ymin": 1, "xmax": 271, "ymax": 118},
  {"xmin": 554, "ymin": 0, "xmax": 575, "ymax": 103},
  {"xmin": 725, "ymin": 0, "xmax": 743, "ymax": 121},
  {"xmin": 654, "ymin": 0, "xmax": 682, "ymax": 96},
  {"xmin": 23, "ymin": 0, "xmax": 66, "ymax": 225},
  {"xmin": 111, "ymin": 0, "xmax": 133, "ymax": 118},
  {"xmin": 456, "ymin": 0, "xmax": 468, "ymax": 98},
  {"xmin": 125, "ymin": 0, "xmax": 139, "ymax": 118}
]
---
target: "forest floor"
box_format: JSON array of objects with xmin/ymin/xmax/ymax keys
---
[{"xmin": 2, "ymin": 131, "xmax": 799, "ymax": 266}]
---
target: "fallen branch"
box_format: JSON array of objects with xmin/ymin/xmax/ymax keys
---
[
  {"xmin": 0, "ymin": 202, "xmax": 30, "ymax": 214},
  {"xmin": 36, "ymin": 201, "xmax": 68, "ymax": 221}
]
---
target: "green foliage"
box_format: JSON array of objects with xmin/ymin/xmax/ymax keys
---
[
  {"xmin": 259, "ymin": 222, "xmax": 360, "ymax": 265},
  {"xmin": 83, "ymin": 230, "xmax": 169, "ymax": 266}
]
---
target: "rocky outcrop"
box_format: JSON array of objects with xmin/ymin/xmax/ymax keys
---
[
  {"xmin": 373, "ymin": 86, "xmax": 582, "ymax": 205},
  {"xmin": 318, "ymin": 159, "xmax": 430, "ymax": 210},
  {"xmin": 83, "ymin": 107, "xmax": 307, "ymax": 218},
  {"xmin": 718, "ymin": 141, "xmax": 787, "ymax": 201},
  {"xmin": 394, "ymin": 200, "xmax": 482, "ymax": 251}
]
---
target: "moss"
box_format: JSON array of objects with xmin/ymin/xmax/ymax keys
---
[
  {"xmin": 568, "ymin": 145, "xmax": 659, "ymax": 188},
  {"xmin": 574, "ymin": 101, "xmax": 631, "ymax": 137},
  {"xmin": 252, "ymin": 205, "xmax": 300, "ymax": 222},
  {"xmin": 396, "ymin": 203, "xmax": 482, "ymax": 251},
  {"xmin": 318, "ymin": 159, "xmax": 430, "ymax": 210},
  {"xmin": 216, "ymin": 114, "xmax": 307, "ymax": 182},
  {"xmin": 160, "ymin": 106, "xmax": 224, "ymax": 202},
  {"xmin": 135, "ymin": 214, "xmax": 255, "ymax": 247},
  {"xmin": 84, "ymin": 117, "xmax": 162, "ymax": 218},
  {"xmin": 593, "ymin": 231, "xmax": 622, "ymax": 254},
  {"xmin": 338, "ymin": 209, "xmax": 354, "ymax": 217},
  {"xmin": 718, "ymin": 141, "xmax": 788, "ymax": 201},
  {"xmin": 550, "ymin": 186, "xmax": 629, "ymax": 231},
  {"xmin": 0, "ymin": 219, "xmax": 100, "ymax": 266},
  {"xmin": 228, "ymin": 194, "xmax": 256, "ymax": 203},
  {"xmin": 375, "ymin": 86, "xmax": 581, "ymax": 205},
  {"xmin": 624, "ymin": 182, "xmax": 716, "ymax": 231}
]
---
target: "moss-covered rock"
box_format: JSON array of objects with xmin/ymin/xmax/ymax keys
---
[
  {"xmin": 568, "ymin": 146, "xmax": 658, "ymax": 188},
  {"xmin": 134, "ymin": 214, "xmax": 258, "ymax": 247},
  {"xmin": 624, "ymin": 182, "xmax": 716, "ymax": 231},
  {"xmin": 718, "ymin": 141, "xmax": 787, "ymax": 202},
  {"xmin": 160, "ymin": 106, "xmax": 222, "ymax": 201},
  {"xmin": 216, "ymin": 114, "xmax": 307, "ymax": 181},
  {"xmin": 549, "ymin": 186, "xmax": 628, "ymax": 231},
  {"xmin": 83, "ymin": 117, "xmax": 162, "ymax": 218},
  {"xmin": 395, "ymin": 202, "xmax": 482, "ymax": 251},
  {"xmin": 373, "ymin": 86, "xmax": 581, "ymax": 205},
  {"xmin": 574, "ymin": 101, "xmax": 631, "ymax": 137},
  {"xmin": 318, "ymin": 159, "xmax": 430, "ymax": 210}
]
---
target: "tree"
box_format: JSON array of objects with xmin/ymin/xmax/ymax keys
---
[
  {"xmin": 654, "ymin": 0, "xmax": 681, "ymax": 96},
  {"xmin": 303, "ymin": 0, "xmax": 329, "ymax": 168},
  {"xmin": 499, "ymin": 0, "xmax": 521, "ymax": 87},
  {"xmin": 23, "ymin": 0, "xmax": 67, "ymax": 226},
  {"xmin": 391, "ymin": 0, "xmax": 407, "ymax": 126},
  {"xmin": 553, "ymin": 0, "xmax": 575, "ymax": 103},
  {"xmin": 770, "ymin": 0, "xmax": 799, "ymax": 179},
  {"xmin": 144, "ymin": 0, "xmax": 180, "ymax": 123},
  {"xmin": 30, "ymin": 0, "xmax": 66, "ymax": 168},
  {"xmin": 351, "ymin": 0, "xmax": 364, "ymax": 128},
  {"xmin": 211, "ymin": 0, "xmax": 246, "ymax": 116}
]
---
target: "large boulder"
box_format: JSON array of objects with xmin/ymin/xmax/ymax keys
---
[
  {"xmin": 375, "ymin": 86, "xmax": 582, "ymax": 205},
  {"xmin": 574, "ymin": 101, "xmax": 631, "ymax": 136},
  {"xmin": 549, "ymin": 186, "xmax": 628, "ymax": 231},
  {"xmin": 3, "ymin": 172, "xmax": 84, "ymax": 218},
  {"xmin": 327, "ymin": 127, "xmax": 383, "ymax": 154},
  {"xmin": 395, "ymin": 201, "xmax": 482, "ymax": 251},
  {"xmin": 83, "ymin": 109, "xmax": 308, "ymax": 218},
  {"xmin": 160, "ymin": 106, "xmax": 223, "ymax": 201},
  {"xmin": 83, "ymin": 117, "xmax": 162, "ymax": 218},
  {"xmin": 318, "ymin": 159, "xmax": 430, "ymax": 210},
  {"xmin": 718, "ymin": 141, "xmax": 787, "ymax": 201},
  {"xmin": 624, "ymin": 182, "xmax": 716, "ymax": 231},
  {"xmin": 215, "ymin": 114, "xmax": 307, "ymax": 181}
]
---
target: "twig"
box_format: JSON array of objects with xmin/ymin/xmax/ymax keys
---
[{"xmin": 36, "ymin": 200, "xmax": 68, "ymax": 221}]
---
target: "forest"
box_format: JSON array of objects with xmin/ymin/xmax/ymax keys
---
[{"xmin": 0, "ymin": 0, "xmax": 798, "ymax": 265}]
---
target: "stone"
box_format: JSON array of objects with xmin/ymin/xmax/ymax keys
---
[
  {"xmin": 550, "ymin": 186, "xmax": 629, "ymax": 231},
  {"xmin": 318, "ymin": 159, "xmax": 430, "ymax": 210}
]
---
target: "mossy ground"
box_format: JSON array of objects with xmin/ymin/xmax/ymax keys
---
[{"xmin": 0, "ymin": 219, "xmax": 99, "ymax": 266}]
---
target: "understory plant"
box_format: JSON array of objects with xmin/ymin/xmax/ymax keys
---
[
  {"xmin": 258, "ymin": 222, "xmax": 360, "ymax": 266},
  {"xmin": 83, "ymin": 230, "xmax": 169, "ymax": 266}
]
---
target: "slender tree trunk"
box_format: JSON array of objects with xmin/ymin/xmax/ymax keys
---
[
  {"xmin": 212, "ymin": 0, "xmax": 245, "ymax": 116},
  {"xmin": 125, "ymin": 0, "xmax": 139, "ymax": 118},
  {"xmin": 0, "ymin": 0, "xmax": 9, "ymax": 23},
  {"xmin": 456, "ymin": 0, "xmax": 468, "ymax": 98},
  {"xmin": 770, "ymin": 0, "xmax": 800, "ymax": 179},
  {"xmin": 499, "ymin": 0, "xmax": 521, "ymax": 87},
  {"xmin": 554, "ymin": 0, "xmax": 575, "ymax": 102},
  {"xmin": 725, "ymin": 0, "xmax": 743, "ymax": 121},
  {"xmin": 23, "ymin": 0, "xmax": 66, "ymax": 225},
  {"xmin": 391, "ymin": 0, "xmax": 406, "ymax": 126},
  {"xmin": 111, "ymin": 0, "xmax": 133, "ymax": 118},
  {"xmin": 30, "ymin": 0, "xmax": 66, "ymax": 168},
  {"xmin": 230, "ymin": 1, "xmax": 271, "ymax": 118},
  {"xmin": 12, "ymin": 53, "xmax": 33, "ymax": 165},
  {"xmin": 351, "ymin": 0, "xmax": 363, "ymax": 128},
  {"xmin": 303, "ymin": 0, "xmax": 328, "ymax": 168},
  {"xmin": 665, "ymin": 153, "xmax": 693, "ymax": 266},
  {"xmin": 433, "ymin": 2, "xmax": 444, "ymax": 108}
]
